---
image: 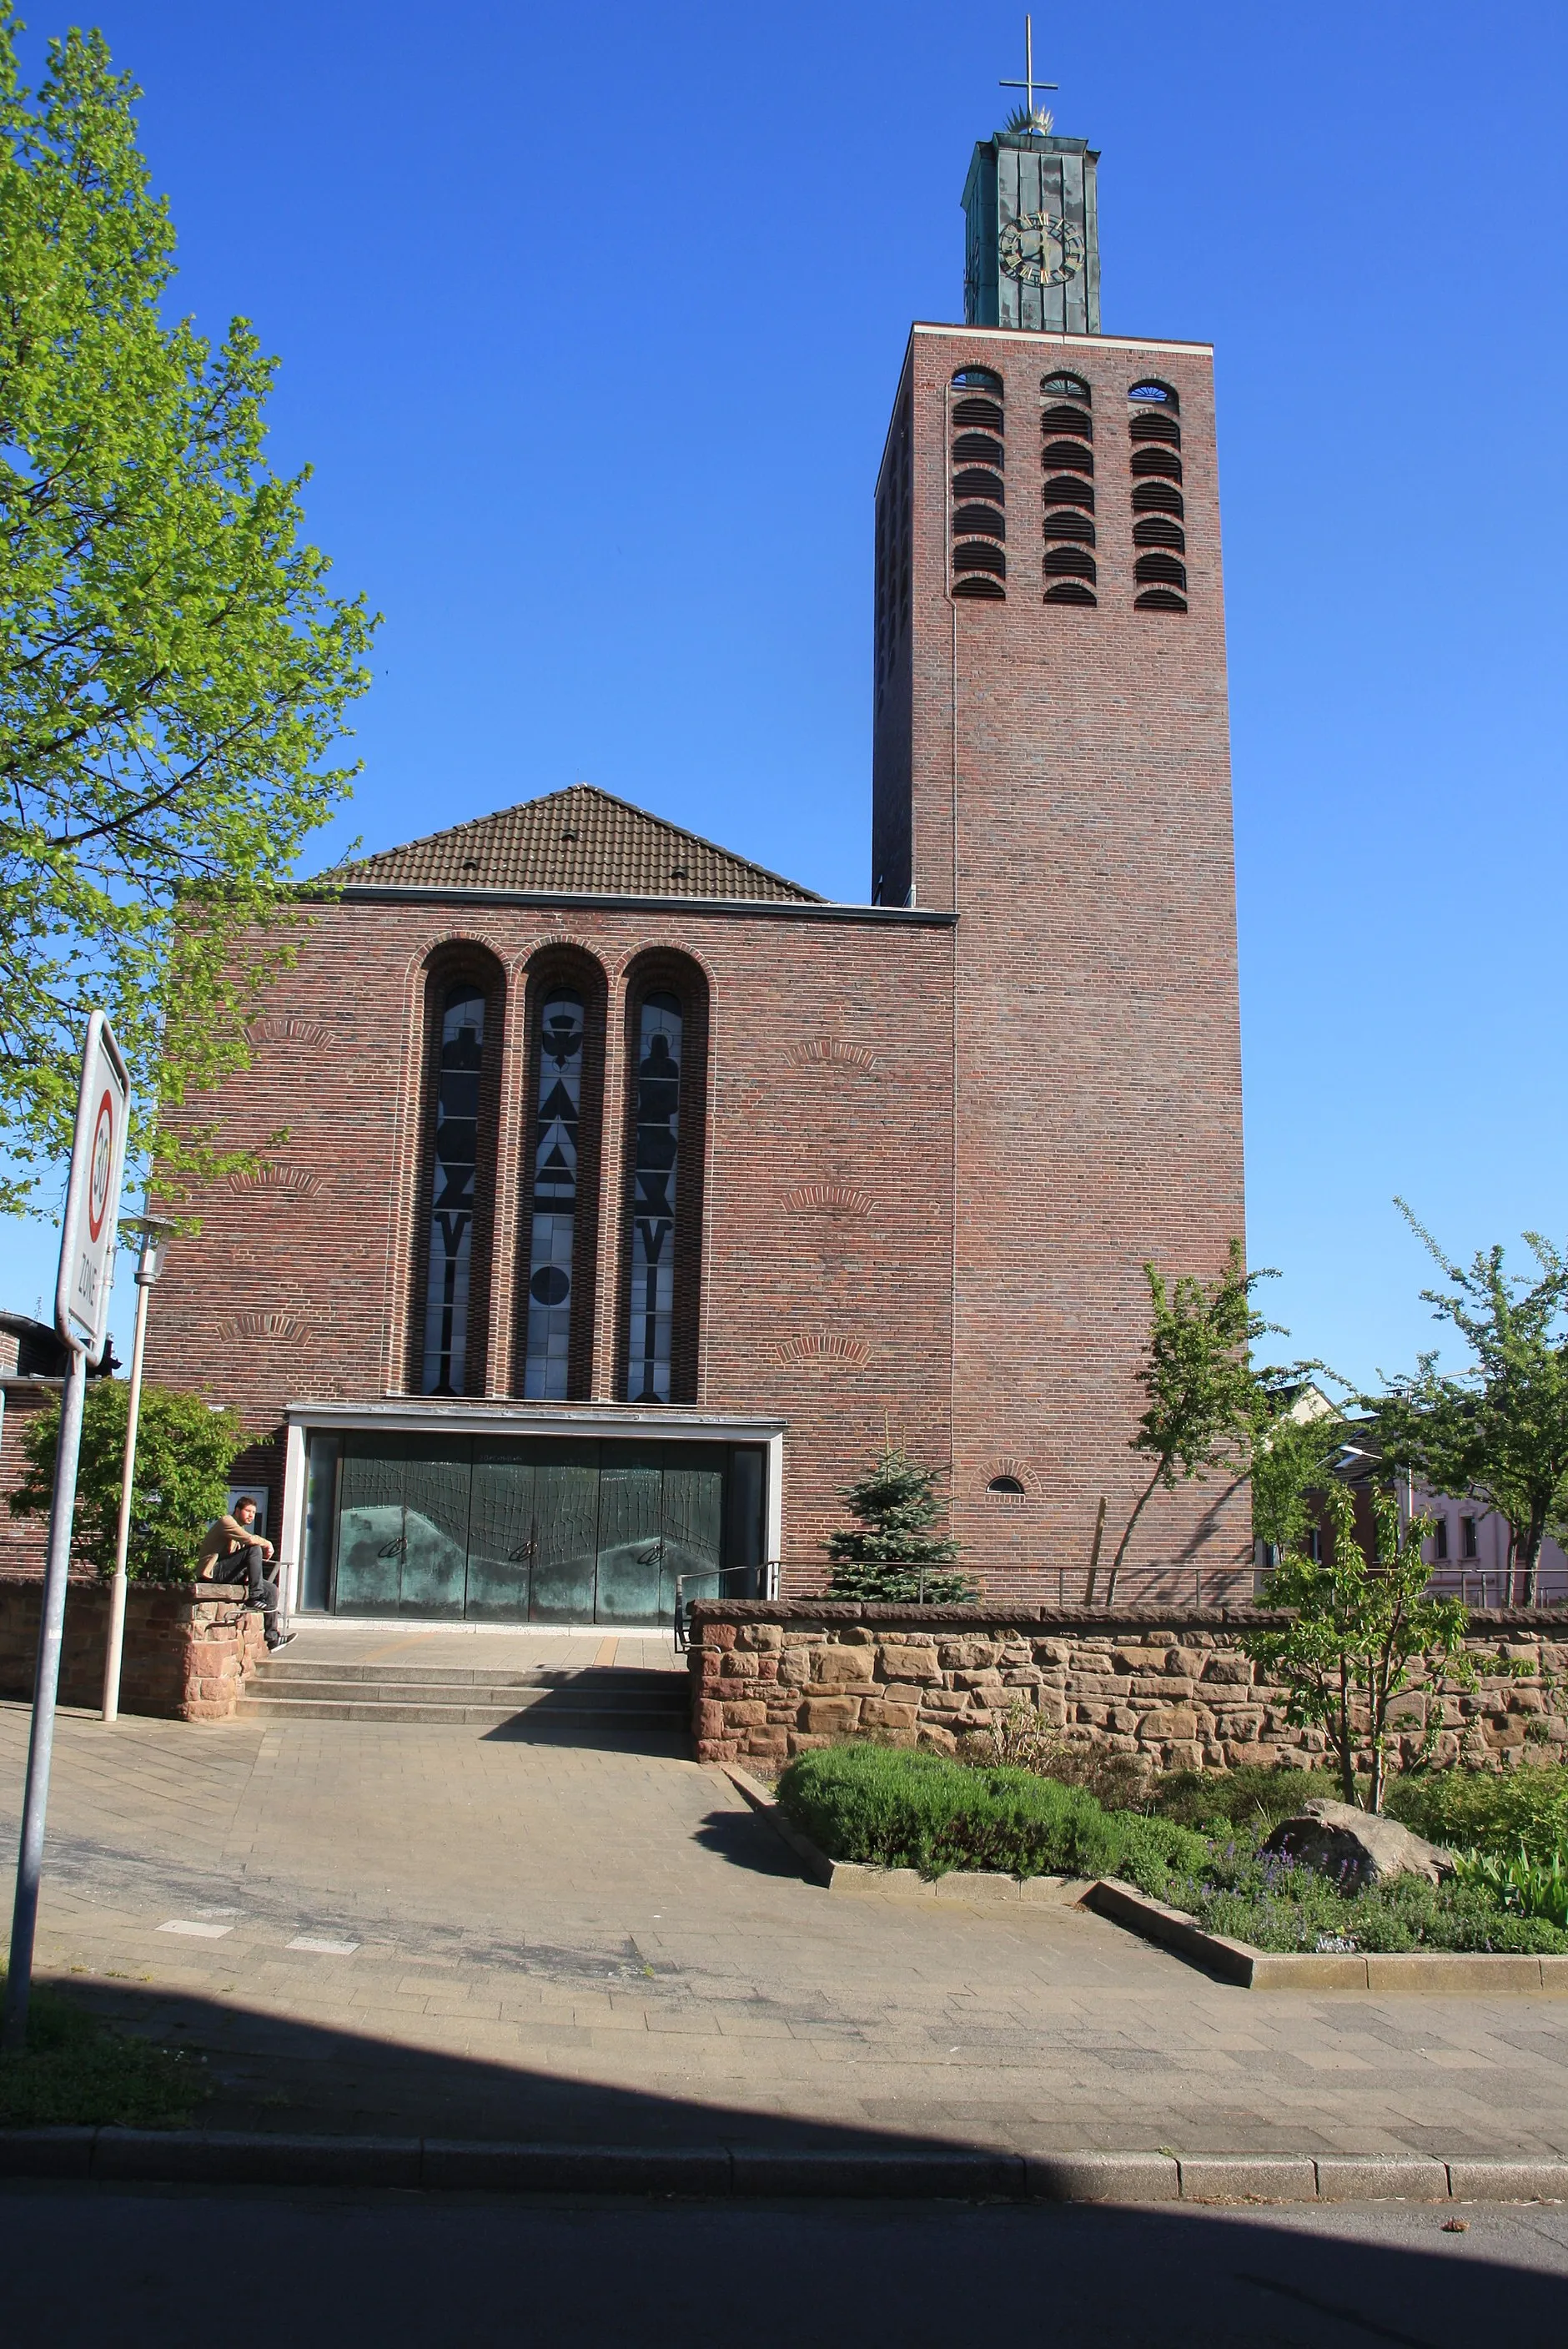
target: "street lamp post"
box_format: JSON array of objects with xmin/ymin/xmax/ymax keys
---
[{"xmin": 101, "ymin": 1220, "xmax": 171, "ymax": 1724}]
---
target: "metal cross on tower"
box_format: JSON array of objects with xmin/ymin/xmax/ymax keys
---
[{"xmin": 999, "ymin": 13, "xmax": 1058, "ymax": 134}]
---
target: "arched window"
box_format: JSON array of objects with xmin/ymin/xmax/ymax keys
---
[
  {"xmin": 621, "ymin": 957, "xmax": 708, "ymax": 1404},
  {"xmin": 952, "ymin": 372, "xmax": 1004, "ymax": 601},
  {"xmin": 988, "ymin": 1474, "xmax": 1026, "ymax": 1495},
  {"xmin": 516, "ymin": 949, "xmax": 606, "ymax": 1400},
  {"xmin": 1130, "ymin": 382, "xmax": 1189, "ymax": 612},
  {"xmin": 1041, "ymin": 370, "xmax": 1089, "ymax": 400},
  {"xmin": 415, "ymin": 955, "xmax": 503, "ymax": 1396}
]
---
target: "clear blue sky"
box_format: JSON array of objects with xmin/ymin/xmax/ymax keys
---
[{"xmin": 3, "ymin": 0, "xmax": 1565, "ymax": 1390}]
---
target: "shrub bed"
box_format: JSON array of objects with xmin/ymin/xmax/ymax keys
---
[
  {"xmin": 775, "ymin": 1743, "xmax": 1568, "ymax": 1954},
  {"xmin": 775, "ymin": 1743, "xmax": 1204, "ymax": 1894}
]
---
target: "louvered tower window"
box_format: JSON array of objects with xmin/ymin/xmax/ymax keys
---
[
  {"xmin": 949, "ymin": 367, "xmax": 1005, "ymax": 599},
  {"xmin": 1128, "ymin": 380, "xmax": 1188, "ymax": 611},
  {"xmin": 1039, "ymin": 372, "xmax": 1095, "ymax": 605}
]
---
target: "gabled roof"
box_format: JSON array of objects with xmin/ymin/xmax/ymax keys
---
[{"xmin": 337, "ymin": 784, "xmax": 826, "ymax": 904}]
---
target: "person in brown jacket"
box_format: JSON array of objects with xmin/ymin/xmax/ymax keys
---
[{"xmin": 197, "ymin": 1496, "xmax": 291, "ymax": 1650}]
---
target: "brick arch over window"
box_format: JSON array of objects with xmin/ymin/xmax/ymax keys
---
[
  {"xmin": 409, "ymin": 943, "xmax": 506, "ymax": 1396},
  {"xmin": 512, "ymin": 943, "xmax": 608, "ymax": 1401},
  {"xmin": 616, "ymin": 950, "xmax": 709, "ymax": 1405}
]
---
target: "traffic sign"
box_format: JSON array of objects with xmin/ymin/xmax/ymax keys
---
[{"xmin": 54, "ymin": 1010, "xmax": 129, "ymax": 1359}]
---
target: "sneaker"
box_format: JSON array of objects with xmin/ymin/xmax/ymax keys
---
[{"xmin": 267, "ymin": 1632, "xmax": 294, "ymax": 1652}]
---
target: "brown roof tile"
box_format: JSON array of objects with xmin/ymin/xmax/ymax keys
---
[{"xmin": 337, "ymin": 784, "xmax": 824, "ymax": 903}]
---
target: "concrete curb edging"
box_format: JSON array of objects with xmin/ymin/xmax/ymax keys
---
[
  {"xmin": 0, "ymin": 2129, "xmax": 1564, "ymax": 2205},
  {"xmin": 1086, "ymin": 1878, "xmax": 1568, "ymax": 1993},
  {"xmin": 720, "ymin": 1770, "xmax": 1568, "ymax": 1989}
]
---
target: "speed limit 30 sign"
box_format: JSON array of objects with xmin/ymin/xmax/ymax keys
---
[{"xmin": 55, "ymin": 1012, "xmax": 129, "ymax": 1358}]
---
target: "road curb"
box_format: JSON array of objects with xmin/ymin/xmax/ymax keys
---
[{"xmin": 0, "ymin": 2130, "xmax": 1564, "ymax": 2204}]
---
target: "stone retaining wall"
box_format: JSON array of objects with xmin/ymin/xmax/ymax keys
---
[
  {"xmin": 0, "ymin": 1573, "xmax": 267, "ymax": 1722},
  {"xmin": 687, "ymin": 1602, "xmax": 1568, "ymax": 1774}
]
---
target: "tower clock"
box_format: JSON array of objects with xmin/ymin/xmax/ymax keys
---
[{"xmin": 962, "ymin": 128, "xmax": 1100, "ymax": 334}]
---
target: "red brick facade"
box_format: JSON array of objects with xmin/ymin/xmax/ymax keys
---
[{"xmin": 124, "ymin": 326, "xmax": 1246, "ymax": 1608}]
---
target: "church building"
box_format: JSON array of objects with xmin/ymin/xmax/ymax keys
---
[{"xmin": 142, "ymin": 88, "xmax": 1248, "ymax": 1625}]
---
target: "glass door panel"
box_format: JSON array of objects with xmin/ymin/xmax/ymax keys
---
[
  {"xmin": 334, "ymin": 1436, "xmax": 410, "ymax": 1613},
  {"xmin": 661, "ymin": 1447, "xmax": 726, "ymax": 1613},
  {"xmin": 394, "ymin": 1439, "xmax": 471, "ymax": 1617},
  {"xmin": 529, "ymin": 1451, "xmax": 602, "ymax": 1622},
  {"xmin": 465, "ymin": 1443, "xmax": 537, "ymax": 1620},
  {"xmin": 595, "ymin": 1442, "xmax": 665, "ymax": 1623}
]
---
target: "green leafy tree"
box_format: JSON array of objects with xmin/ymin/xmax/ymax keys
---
[
  {"xmin": 9, "ymin": 1379, "xmax": 244, "ymax": 1580},
  {"xmin": 1101, "ymin": 1240, "xmax": 1283, "ymax": 1599},
  {"xmin": 1244, "ymin": 1481, "xmax": 1475, "ymax": 1813},
  {"xmin": 1371, "ymin": 1205, "xmax": 1568, "ymax": 1604},
  {"xmin": 824, "ymin": 1443, "xmax": 975, "ymax": 1602},
  {"xmin": 0, "ymin": 14, "xmax": 374, "ymax": 1213},
  {"xmin": 1251, "ymin": 1390, "xmax": 1347, "ymax": 1565}
]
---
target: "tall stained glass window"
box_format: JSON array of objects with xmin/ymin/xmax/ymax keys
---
[
  {"xmin": 420, "ymin": 982, "xmax": 486, "ymax": 1395},
  {"xmin": 626, "ymin": 992, "xmax": 682, "ymax": 1402},
  {"xmin": 523, "ymin": 988, "xmax": 585, "ymax": 1399}
]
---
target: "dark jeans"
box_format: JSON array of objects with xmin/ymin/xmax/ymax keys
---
[{"xmin": 234, "ymin": 1543, "xmax": 282, "ymax": 1644}]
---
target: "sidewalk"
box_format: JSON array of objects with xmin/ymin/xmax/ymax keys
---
[{"xmin": 3, "ymin": 1690, "xmax": 1565, "ymax": 2160}]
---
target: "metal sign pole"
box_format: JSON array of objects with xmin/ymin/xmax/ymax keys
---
[
  {"xmin": 102, "ymin": 1224, "xmax": 168, "ymax": 1724},
  {"xmin": 3, "ymin": 1346, "xmax": 88, "ymax": 2052},
  {"xmin": 2, "ymin": 1010, "xmax": 128, "ymax": 2053}
]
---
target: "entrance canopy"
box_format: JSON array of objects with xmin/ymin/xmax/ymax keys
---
[{"xmin": 279, "ymin": 1402, "xmax": 784, "ymax": 1627}]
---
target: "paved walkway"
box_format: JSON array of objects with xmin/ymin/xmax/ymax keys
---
[{"xmin": 2, "ymin": 1688, "xmax": 1565, "ymax": 2159}]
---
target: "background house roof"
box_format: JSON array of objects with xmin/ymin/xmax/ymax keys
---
[{"xmin": 337, "ymin": 784, "xmax": 826, "ymax": 903}]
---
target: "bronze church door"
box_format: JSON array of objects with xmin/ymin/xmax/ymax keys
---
[
  {"xmin": 469, "ymin": 1441, "xmax": 600, "ymax": 1623},
  {"xmin": 324, "ymin": 1434, "xmax": 740, "ymax": 1622},
  {"xmin": 333, "ymin": 1435, "xmax": 471, "ymax": 1618}
]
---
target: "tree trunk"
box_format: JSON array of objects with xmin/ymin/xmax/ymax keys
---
[
  {"xmin": 1338, "ymin": 1657, "xmax": 1354, "ymax": 1806},
  {"xmin": 1103, "ymin": 1465, "xmax": 1165, "ymax": 1604}
]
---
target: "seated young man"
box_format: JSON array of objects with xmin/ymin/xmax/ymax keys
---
[{"xmin": 197, "ymin": 1495, "xmax": 291, "ymax": 1651}]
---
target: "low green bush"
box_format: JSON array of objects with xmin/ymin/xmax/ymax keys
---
[
  {"xmin": 0, "ymin": 1982, "xmax": 207, "ymax": 2127},
  {"xmin": 1147, "ymin": 1765, "xmax": 1344, "ymax": 1834},
  {"xmin": 1385, "ymin": 1765, "xmax": 1568, "ymax": 1863},
  {"xmin": 775, "ymin": 1742, "xmax": 1205, "ymax": 1892},
  {"xmin": 1163, "ymin": 1823, "xmax": 1568, "ymax": 1954}
]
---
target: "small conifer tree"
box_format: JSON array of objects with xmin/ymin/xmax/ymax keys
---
[{"xmin": 823, "ymin": 1442, "xmax": 975, "ymax": 1602}]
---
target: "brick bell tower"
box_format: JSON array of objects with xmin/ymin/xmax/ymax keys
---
[{"xmin": 872, "ymin": 40, "xmax": 1249, "ymax": 1590}]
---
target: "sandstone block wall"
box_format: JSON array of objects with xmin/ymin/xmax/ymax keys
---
[
  {"xmin": 689, "ymin": 1603, "xmax": 1568, "ymax": 1775},
  {"xmin": 0, "ymin": 1574, "xmax": 266, "ymax": 1721}
]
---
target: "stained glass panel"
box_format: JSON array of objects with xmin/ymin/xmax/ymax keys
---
[
  {"xmin": 626, "ymin": 992, "xmax": 681, "ymax": 1402},
  {"xmin": 523, "ymin": 988, "xmax": 585, "ymax": 1398},
  {"xmin": 420, "ymin": 983, "xmax": 486, "ymax": 1394}
]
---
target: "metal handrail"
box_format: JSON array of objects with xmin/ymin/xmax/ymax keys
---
[{"xmin": 672, "ymin": 1562, "xmax": 779, "ymax": 1650}]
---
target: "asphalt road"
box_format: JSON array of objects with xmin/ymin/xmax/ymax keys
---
[{"xmin": 3, "ymin": 2185, "xmax": 1565, "ymax": 2346}]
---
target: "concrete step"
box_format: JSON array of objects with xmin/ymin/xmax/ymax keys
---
[
  {"xmin": 236, "ymin": 1654, "xmax": 689, "ymax": 1734},
  {"xmin": 239, "ymin": 1677, "xmax": 684, "ymax": 1714},
  {"xmin": 233, "ymin": 1693, "xmax": 691, "ymax": 1728},
  {"xmin": 253, "ymin": 1658, "xmax": 681, "ymax": 1693}
]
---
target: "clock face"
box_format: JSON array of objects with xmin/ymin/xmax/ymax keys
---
[{"xmin": 998, "ymin": 211, "xmax": 1085, "ymax": 289}]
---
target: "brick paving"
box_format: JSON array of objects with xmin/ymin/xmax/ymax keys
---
[{"xmin": 2, "ymin": 1656, "xmax": 1565, "ymax": 2159}]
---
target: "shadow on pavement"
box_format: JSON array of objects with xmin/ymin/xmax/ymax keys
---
[
  {"xmin": 0, "ymin": 2174, "xmax": 1560, "ymax": 2347},
  {"xmin": 480, "ymin": 1666, "xmax": 691, "ymax": 1757},
  {"xmin": 60, "ymin": 1977, "xmax": 969, "ymax": 2147}
]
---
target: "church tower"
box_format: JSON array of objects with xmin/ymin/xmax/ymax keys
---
[{"xmin": 872, "ymin": 41, "xmax": 1249, "ymax": 1583}]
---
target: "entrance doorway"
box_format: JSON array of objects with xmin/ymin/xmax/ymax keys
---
[{"xmin": 299, "ymin": 1433, "xmax": 766, "ymax": 1625}]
